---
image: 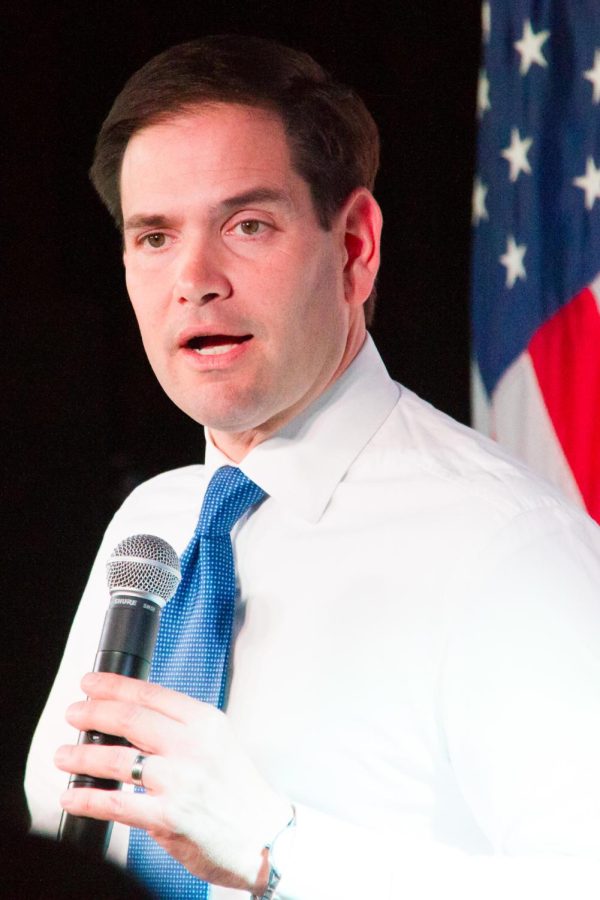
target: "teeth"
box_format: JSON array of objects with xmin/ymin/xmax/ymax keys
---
[{"xmin": 193, "ymin": 343, "xmax": 238, "ymax": 356}]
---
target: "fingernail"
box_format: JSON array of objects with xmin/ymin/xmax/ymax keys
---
[
  {"xmin": 65, "ymin": 703, "xmax": 84, "ymax": 725},
  {"xmin": 60, "ymin": 790, "xmax": 74, "ymax": 808},
  {"xmin": 54, "ymin": 747, "xmax": 67, "ymax": 765}
]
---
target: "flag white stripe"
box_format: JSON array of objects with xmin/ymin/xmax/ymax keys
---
[{"xmin": 471, "ymin": 355, "xmax": 584, "ymax": 509}]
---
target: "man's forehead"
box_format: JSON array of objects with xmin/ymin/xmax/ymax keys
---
[
  {"xmin": 119, "ymin": 103, "xmax": 310, "ymax": 219},
  {"xmin": 123, "ymin": 102, "xmax": 289, "ymax": 163}
]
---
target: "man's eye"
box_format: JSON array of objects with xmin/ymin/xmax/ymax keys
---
[
  {"xmin": 237, "ymin": 220, "xmax": 263, "ymax": 236},
  {"xmin": 143, "ymin": 233, "xmax": 167, "ymax": 248}
]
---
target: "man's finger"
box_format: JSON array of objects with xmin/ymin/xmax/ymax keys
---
[
  {"xmin": 80, "ymin": 672, "xmax": 220, "ymax": 725},
  {"xmin": 65, "ymin": 698, "xmax": 185, "ymax": 756},
  {"xmin": 55, "ymin": 743, "xmax": 164, "ymax": 792},
  {"xmin": 60, "ymin": 784, "xmax": 165, "ymax": 833}
]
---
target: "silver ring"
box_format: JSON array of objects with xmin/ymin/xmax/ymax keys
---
[{"xmin": 131, "ymin": 753, "xmax": 148, "ymax": 788}]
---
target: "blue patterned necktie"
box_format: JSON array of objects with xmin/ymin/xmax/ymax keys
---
[{"xmin": 128, "ymin": 465, "xmax": 266, "ymax": 898}]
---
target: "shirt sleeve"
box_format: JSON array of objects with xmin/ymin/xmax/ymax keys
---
[
  {"xmin": 441, "ymin": 504, "xmax": 600, "ymax": 857},
  {"xmin": 272, "ymin": 505, "xmax": 600, "ymax": 899},
  {"xmin": 272, "ymin": 805, "xmax": 600, "ymax": 900},
  {"xmin": 24, "ymin": 466, "xmax": 201, "ymax": 858},
  {"xmin": 24, "ymin": 519, "xmax": 132, "ymax": 859}
]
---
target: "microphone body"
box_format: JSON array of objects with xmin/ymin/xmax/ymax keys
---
[{"xmin": 58, "ymin": 535, "xmax": 180, "ymax": 856}]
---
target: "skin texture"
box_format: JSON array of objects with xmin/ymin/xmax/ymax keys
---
[{"xmin": 56, "ymin": 104, "xmax": 382, "ymax": 892}]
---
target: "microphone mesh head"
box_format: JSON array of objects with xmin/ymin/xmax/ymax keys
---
[{"xmin": 106, "ymin": 534, "xmax": 181, "ymax": 604}]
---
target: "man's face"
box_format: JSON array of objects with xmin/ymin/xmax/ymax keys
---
[{"xmin": 121, "ymin": 104, "xmax": 364, "ymax": 455}]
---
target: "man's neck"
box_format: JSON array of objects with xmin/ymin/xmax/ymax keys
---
[{"xmin": 208, "ymin": 326, "xmax": 367, "ymax": 463}]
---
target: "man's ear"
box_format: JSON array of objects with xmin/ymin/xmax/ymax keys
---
[{"xmin": 339, "ymin": 188, "xmax": 383, "ymax": 307}]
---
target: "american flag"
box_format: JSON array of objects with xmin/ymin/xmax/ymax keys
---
[{"xmin": 471, "ymin": 0, "xmax": 600, "ymax": 523}]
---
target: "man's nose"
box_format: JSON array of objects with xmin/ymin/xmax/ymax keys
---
[{"xmin": 173, "ymin": 240, "xmax": 232, "ymax": 306}]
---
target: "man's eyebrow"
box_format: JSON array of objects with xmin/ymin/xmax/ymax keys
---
[
  {"xmin": 218, "ymin": 188, "xmax": 292, "ymax": 211},
  {"xmin": 124, "ymin": 214, "xmax": 171, "ymax": 232},
  {"xmin": 123, "ymin": 188, "xmax": 293, "ymax": 232}
]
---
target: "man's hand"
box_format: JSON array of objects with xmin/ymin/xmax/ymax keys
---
[{"xmin": 54, "ymin": 672, "xmax": 292, "ymax": 892}]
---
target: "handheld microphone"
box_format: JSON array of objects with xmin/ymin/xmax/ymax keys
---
[{"xmin": 58, "ymin": 534, "xmax": 180, "ymax": 856}]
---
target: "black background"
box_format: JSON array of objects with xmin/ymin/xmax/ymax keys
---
[{"xmin": 4, "ymin": 1, "xmax": 480, "ymax": 830}]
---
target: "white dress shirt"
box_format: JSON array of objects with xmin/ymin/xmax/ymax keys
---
[{"xmin": 26, "ymin": 336, "xmax": 600, "ymax": 898}]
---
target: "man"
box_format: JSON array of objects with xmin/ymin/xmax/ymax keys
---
[{"xmin": 26, "ymin": 34, "xmax": 600, "ymax": 899}]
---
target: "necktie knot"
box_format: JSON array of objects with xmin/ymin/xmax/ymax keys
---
[{"xmin": 197, "ymin": 466, "xmax": 266, "ymax": 536}]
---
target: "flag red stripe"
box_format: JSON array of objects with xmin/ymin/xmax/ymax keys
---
[{"xmin": 528, "ymin": 287, "xmax": 600, "ymax": 522}]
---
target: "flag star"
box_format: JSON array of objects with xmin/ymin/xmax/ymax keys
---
[
  {"xmin": 514, "ymin": 19, "xmax": 550, "ymax": 75},
  {"xmin": 472, "ymin": 177, "xmax": 489, "ymax": 225},
  {"xmin": 481, "ymin": 1, "xmax": 491, "ymax": 44},
  {"xmin": 500, "ymin": 235, "xmax": 527, "ymax": 289},
  {"xmin": 573, "ymin": 156, "xmax": 600, "ymax": 210},
  {"xmin": 477, "ymin": 69, "xmax": 491, "ymax": 119},
  {"xmin": 501, "ymin": 128, "xmax": 533, "ymax": 182},
  {"xmin": 584, "ymin": 49, "xmax": 600, "ymax": 104}
]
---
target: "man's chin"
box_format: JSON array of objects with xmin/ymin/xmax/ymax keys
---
[
  {"xmin": 161, "ymin": 378, "xmax": 267, "ymax": 430},
  {"xmin": 176, "ymin": 399, "xmax": 275, "ymax": 437},
  {"xmin": 162, "ymin": 381, "xmax": 299, "ymax": 450}
]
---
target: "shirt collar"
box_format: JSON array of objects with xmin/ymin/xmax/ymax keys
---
[{"xmin": 204, "ymin": 335, "xmax": 400, "ymax": 523}]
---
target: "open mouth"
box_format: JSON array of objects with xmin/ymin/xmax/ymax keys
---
[{"xmin": 186, "ymin": 334, "xmax": 252, "ymax": 356}]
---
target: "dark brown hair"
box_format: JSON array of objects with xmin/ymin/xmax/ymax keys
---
[{"xmin": 90, "ymin": 34, "xmax": 380, "ymax": 322}]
